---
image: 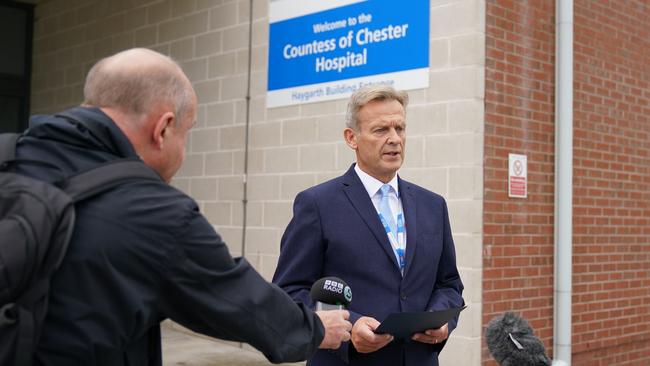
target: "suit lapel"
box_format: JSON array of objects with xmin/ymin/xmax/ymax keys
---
[
  {"xmin": 341, "ymin": 166, "xmax": 400, "ymax": 270},
  {"xmin": 399, "ymin": 178, "xmax": 417, "ymax": 277}
]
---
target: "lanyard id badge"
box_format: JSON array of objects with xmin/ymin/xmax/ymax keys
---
[{"xmin": 379, "ymin": 212, "xmax": 406, "ymax": 273}]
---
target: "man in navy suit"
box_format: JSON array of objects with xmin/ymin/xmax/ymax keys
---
[{"xmin": 273, "ymin": 85, "xmax": 464, "ymax": 366}]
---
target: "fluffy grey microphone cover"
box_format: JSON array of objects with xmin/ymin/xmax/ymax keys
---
[{"xmin": 486, "ymin": 312, "xmax": 552, "ymax": 366}]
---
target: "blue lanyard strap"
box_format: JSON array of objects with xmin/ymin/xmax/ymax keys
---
[{"xmin": 379, "ymin": 212, "xmax": 406, "ymax": 272}]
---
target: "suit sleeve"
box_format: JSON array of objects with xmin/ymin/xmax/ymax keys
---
[
  {"xmin": 273, "ymin": 190, "xmax": 358, "ymax": 363},
  {"xmin": 159, "ymin": 204, "xmax": 324, "ymax": 364},
  {"xmin": 272, "ymin": 190, "xmax": 325, "ymax": 307},
  {"xmin": 426, "ymin": 198, "xmax": 465, "ymax": 350}
]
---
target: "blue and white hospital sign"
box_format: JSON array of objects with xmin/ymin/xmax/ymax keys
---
[{"xmin": 267, "ymin": 0, "xmax": 430, "ymax": 108}]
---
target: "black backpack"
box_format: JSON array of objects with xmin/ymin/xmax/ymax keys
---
[{"xmin": 0, "ymin": 133, "xmax": 161, "ymax": 366}]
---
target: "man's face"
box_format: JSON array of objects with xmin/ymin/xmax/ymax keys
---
[{"xmin": 344, "ymin": 99, "xmax": 406, "ymax": 183}]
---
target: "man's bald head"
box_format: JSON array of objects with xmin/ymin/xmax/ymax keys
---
[{"xmin": 83, "ymin": 48, "xmax": 195, "ymax": 122}]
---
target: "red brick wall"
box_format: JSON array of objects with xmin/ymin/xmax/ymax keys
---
[
  {"xmin": 484, "ymin": 1, "xmax": 650, "ymax": 365},
  {"xmin": 572, "ymin": 0, "xmax": 650, "ymax": 365},
  {"xmin": 483, "ymin": 1, "xmax": 556, "ymax": 365}
]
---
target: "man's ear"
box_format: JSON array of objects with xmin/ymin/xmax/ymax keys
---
[
  {"xmin": 152, "ymin": 111, "xmax": 176, "ymax": 149},
  {"xmin": 344, "ymin": 128, "xmax": 358, "ymax": 150}
]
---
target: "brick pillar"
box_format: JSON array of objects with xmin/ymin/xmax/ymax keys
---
[
  {"xmin": 483, "ymin": 1, "xmax": 556, "ymax": 364},
  {"xmin": 572, "ymin": 1, "xmax": 650, "ymax": 364}
]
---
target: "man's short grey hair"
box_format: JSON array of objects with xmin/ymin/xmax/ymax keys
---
[
  {"xmin": 83, "ymin": 49, "xmax": 193, "ymax": 122},
  {"xmin": 345, "ymin": 84, "xmax": 409, "ymax": 130}
]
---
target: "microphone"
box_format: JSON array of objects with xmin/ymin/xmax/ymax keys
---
[
  {"xmin": 310, "ymin": 276, "xmax": 352, "ymax": 310},
  {"xmin": 486, "ymin": 312, "xmax": 551, "ymax": 366}
]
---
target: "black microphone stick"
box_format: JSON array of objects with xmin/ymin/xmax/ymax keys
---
[{"xmin": 310, "ymin": 276, "xmax": 352, "ymax": 311}]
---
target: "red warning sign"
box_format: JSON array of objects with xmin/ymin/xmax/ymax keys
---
[{"xmin": 508, "ymin": 154, "xmax": 527, "ymax": 198}]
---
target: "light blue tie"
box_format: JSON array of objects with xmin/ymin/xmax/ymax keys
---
[{"xmin": 379, "ymin": 184, "xmax": 397, "ymax": 235}]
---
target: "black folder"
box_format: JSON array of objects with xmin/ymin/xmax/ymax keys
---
[{"xmin": 374, "ymin": 306, "xmax": 466, "ymax": 339}]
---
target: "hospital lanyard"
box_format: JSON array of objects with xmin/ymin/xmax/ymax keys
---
[{"xmin": 378, "ymin": 211, "xmax": 406, "ymax": 273}]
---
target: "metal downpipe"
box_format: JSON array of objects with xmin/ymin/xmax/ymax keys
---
[{"xmin": 553, "ymin": 0, "xmax": 573, "ymax": 365}]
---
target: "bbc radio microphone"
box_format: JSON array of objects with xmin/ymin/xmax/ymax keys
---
[{"xmin": 310, "ymin": 276, "xmax": 352, "ymax": 311}]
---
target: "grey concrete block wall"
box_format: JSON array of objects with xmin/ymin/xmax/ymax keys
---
[{"xmin": 30, "ymin": 0, "xmax": 484, "ymax": 364}]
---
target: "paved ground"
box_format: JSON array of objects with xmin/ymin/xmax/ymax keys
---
[{"xmin": 161, "ymin": 321, "xmax": 305, "ymax": 366}]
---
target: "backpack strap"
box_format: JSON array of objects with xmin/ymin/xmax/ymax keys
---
[
  {"xmin": 0, "ymin": 133, "xmax": 20, "ymax": 165},
  {"xmin": 14, "ymin": 305, "xmax": 34, "ymax": 366},
  {"xmin": 60, "ymin": 159, "xmax": 162, "ymax": 202}
]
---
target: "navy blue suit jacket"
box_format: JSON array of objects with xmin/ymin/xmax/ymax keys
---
[{"xmin": 273, "ymin": 165, "xmax": 464, "ymax": 366}]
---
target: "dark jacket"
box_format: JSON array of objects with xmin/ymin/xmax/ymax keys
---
[
  {"xmin": 14, "ymin": 107, "xmax": 324, "ymax": 365},
  {"xmin": 273, "ymin": 165, "xmax": 464, "ymax": 366}
]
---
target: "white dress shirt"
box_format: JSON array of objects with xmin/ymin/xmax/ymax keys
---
[{"xmin": 354, "ymin": 164, "xmax": 407, "ymax": 267}]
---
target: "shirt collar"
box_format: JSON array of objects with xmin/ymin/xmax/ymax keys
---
[{"xmin": 354, "ymin": 164, "xmax": 399, "ymax": 198}]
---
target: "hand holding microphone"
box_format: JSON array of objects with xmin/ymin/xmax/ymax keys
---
[
  {"xmin": 311, "ymin": 277, "xmax": 353, "ymax": 349},
  {"xmin": 310, "ymin": 277, "xmax": 392, "ymax": 353}
]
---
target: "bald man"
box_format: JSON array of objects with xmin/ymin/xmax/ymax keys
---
[{"xmin": 11, "ymin": 48, "xmax": 351, "ymax": 366}]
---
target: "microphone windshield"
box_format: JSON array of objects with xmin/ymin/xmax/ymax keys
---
[
  {"xmin": 486, "ymin": 312, "xmax": 551, "ymax": 366},
  {"xmin": 310, "ymin": 276, "xmax": 352, "ymax": 306}
]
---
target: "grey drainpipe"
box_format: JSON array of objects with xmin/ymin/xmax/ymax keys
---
[
  {"xmin": 241, "ymin": 0, "xmax": 254, "ymax": 258},
  {"xmin": 553, "ymin": 0, "xmax": 573, "ymax": 365}
]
